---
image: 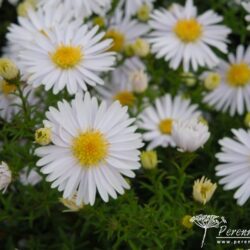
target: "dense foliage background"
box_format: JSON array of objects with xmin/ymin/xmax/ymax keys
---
[{"xmin": 1, "ymin": 0, "xmax": 250, "ymax": 249}]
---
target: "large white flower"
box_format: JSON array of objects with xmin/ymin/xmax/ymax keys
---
[
  {"xmin": 172, "ymin": 118, "xmax": 210, "ymax": 152},
  {"xmin": 148, "ymin": 0, "xmax": 231, "ymax": 71},
  {"xmin": 35, "ymin": 93, "xmax": 143, "ymax": 205},
  {"xmin": 138, "ymin": 94, "xmax": 200, "ymax": 149},
  {"xmin": 216, "ymin": 128, "xmax": 250, "ymax": 206},
  {"xmin": 19, "ymin": 24, "xmax": 115, "ymax": 94},
  {"xmin": 105, "ymin": 9, "xmax": 150, "ymax": 53},
  {"xmin": 203, "ymin": 45, "xmax": 250, "ymax": 116}
]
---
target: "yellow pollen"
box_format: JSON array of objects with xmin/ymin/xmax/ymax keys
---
[
  {"xmin": 51, "ymin": 45, "xmax": 82, "ymax": 69},
  {"xmin": 105, "ymin": 29, "xmax": 125, "ymax": 52},
  {"xmin": 158, "ymin": 119, "xmax": 173, "ymax": 134},
  {"xmin": 1, "ymin": 80, "xmax": 17, "ymax": 95},
  {"xmin": 113, "ymin": 91, "xmax": 136, "ymax": 107},
  {"xmin": 72, "ymin": 130, "xmax": 109, "ymax": 168},
  {"xmin": 174, "ymin": 19, "xmax": 202, "ymax": 43},
  {"xmin": 227, "ymin": 63, "xmax": 250, "ymax": 87}
]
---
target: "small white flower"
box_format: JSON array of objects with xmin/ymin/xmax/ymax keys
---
[
  {"xmin": 216, "ymin": 128, "xmax": 250, "ymax": 206},
  {"xmin": 138, "ymin": 94, "xmax": 200, "ymax": 149},
  {"xmin": 19, "ymin": 167, "xmax": 42, "ymax": 186},
  {"xmin": 172, "ymin": 118, "xmax": 210, "ymax": 152},
  {"xmin": 0, "ymin": 161, "xmax": 12, "ymax": 193}
]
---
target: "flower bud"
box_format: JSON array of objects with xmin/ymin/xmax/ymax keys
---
[
  {"xmin": 181, "ymin": 72, "xmax": 196, "ymax": 87},
  {"xmin": 93, "ymin": 16, "xmax": 105, "ymax": 28},
  {"xmin": 35, "ymin": 128, "xmax": 52, "ymax": 146},
  {"xmin": 0, "ymin": 161, "xmax": 12, "ymax": 193},
  {"xmin": 17, "ymin": 1, "xmax": 34, "ymax": 17},
  {"xmin": 59, "ymin": 194, "xmax": 84, "ymax": 212},
  {"xmin": 193, "ymin": 176, "xmax": 217, "ymax": 204},
  {"xmin": 129, "ymin": 70, "xmax": 148, "ymax": 93},
  {"xmin": 181, "ymin": 215, "xmax": 193, "ymax": 229},
  {"xmin": 0, "ymin": 58, "xmax": 19, "ymax": 80},
  {"xmin": 137, "ymin": 4, "xmax": 151, "ymax": 22},
  {"xmin": 140, "ymin": 151, "xmax": 158, "ymax": 170},
  {"xmin": 132, "ymin": 38, "xmax": 150, "ymax": 57},
  {"xmin": 204, "ymin": 72, "xmax": 221, "ymax": 90}
]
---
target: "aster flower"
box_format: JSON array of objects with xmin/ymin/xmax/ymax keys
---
[
  {"xmin": 19, "ymin": 24, "xmax": 115, "ymax": 95},
  {"xmin": 216, "ymin": 128, "xmax": 250, "ymax": 206},
  {"xmin": 105, "ymin": 9, "xmax": 150, "ymax": 53},
  {"xmin": 203, "ymin": 45, "xmax": 250, "ymax": 116},
  {"xmin": 193, "ymin": 176, "xmax": 217, "ymax": 204},
  {"xmin": 148, "ymin": 0, "xmax": 231, "ymax": 71},
  {"xmin": 96, "ymin": 57, "xmax": 146, "ymax": 106},
  {"xmin": 172, "ymin": 118, "xmax": 210, "ymax": 152},
  {"xmin": 138, "ymin": 94, "xmax": 200, "ymax": 150},
  {"xmin": 35, "ymin": 92, "xmax": 143, "ymax": 205}
]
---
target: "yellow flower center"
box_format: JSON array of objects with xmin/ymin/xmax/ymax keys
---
[
  {"xmin": 227, "ymin": 63, "xmax": 250, "ymax": 87},
  {"xmin": 1, "ymin": 80, "xmax": 17, "ymax": 95},
  {"xmin": 72, "ymin": 130, "xmax": 109, "ymax": 168},
  {"xmin": 51, "ymin": 45, "xmax": 82, "ymax": 69},
  {"xmin": 113, "ymin": 91, "xmax": 136, "ymax": 107},
  {"xmin": 105, "ymin": 29, "xmax": 125, "ymax": 52},
  {"xmin": 174, "ymin": 19, "xmax": 202, "ymax": 43},
  {"xmin": 158, "ymin": 119, "xmax": 173, "ymax": 134}
]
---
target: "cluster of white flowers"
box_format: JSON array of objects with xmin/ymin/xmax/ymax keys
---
[{"xmin": 1, "ymin": 0, "xmax": 250, "ymax": 208}]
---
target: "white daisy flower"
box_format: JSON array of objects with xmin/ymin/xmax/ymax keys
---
[
  {"xmin": 38, "ymin": 0, "xmax": 112, "ymax": 18},
  {"xmin": 148, "ymin": 0, "xmax": 231, "ymax": 71},
  {"xmin": 6, "ymin": 4, "xmax": 76, "ymax": 63},
  {"xmin": 35, "ymin": 92, "xmax": 143, "ymax": 205},
  {"xmin": 96, "ymin": 57, "xmax": 146, "ymax": 106},
  {"xmin": 138, "ymin": 94, "xmax": 200, "ymax": 149},
  {"xmin": 118, "ymin": 0, "xmax": 155, "ymax": 17},
  {"xmin": 203, "ymin": 45, "xmax": 250, "ymax": 116},
  {"xmin": 216, "ymin": 128, "xmax": 250, "ymax": 205},
  {"xmin": 19, "ymin": 167, "xmax": 42, "ymax": 186},
  {"xmin": 105, "ymin": 9, "xmax": 150, "ymax": 53},
  {"xmin": 172, "ymin": 118, "xmax": 210, "ymax": 152},
  {"xmin": 19, "ymin": 24, "xmax": 115, "ymax": 95},
  {"xmin": 242, "ymin": 2, "xmax": 250, "ymax": 30}
]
